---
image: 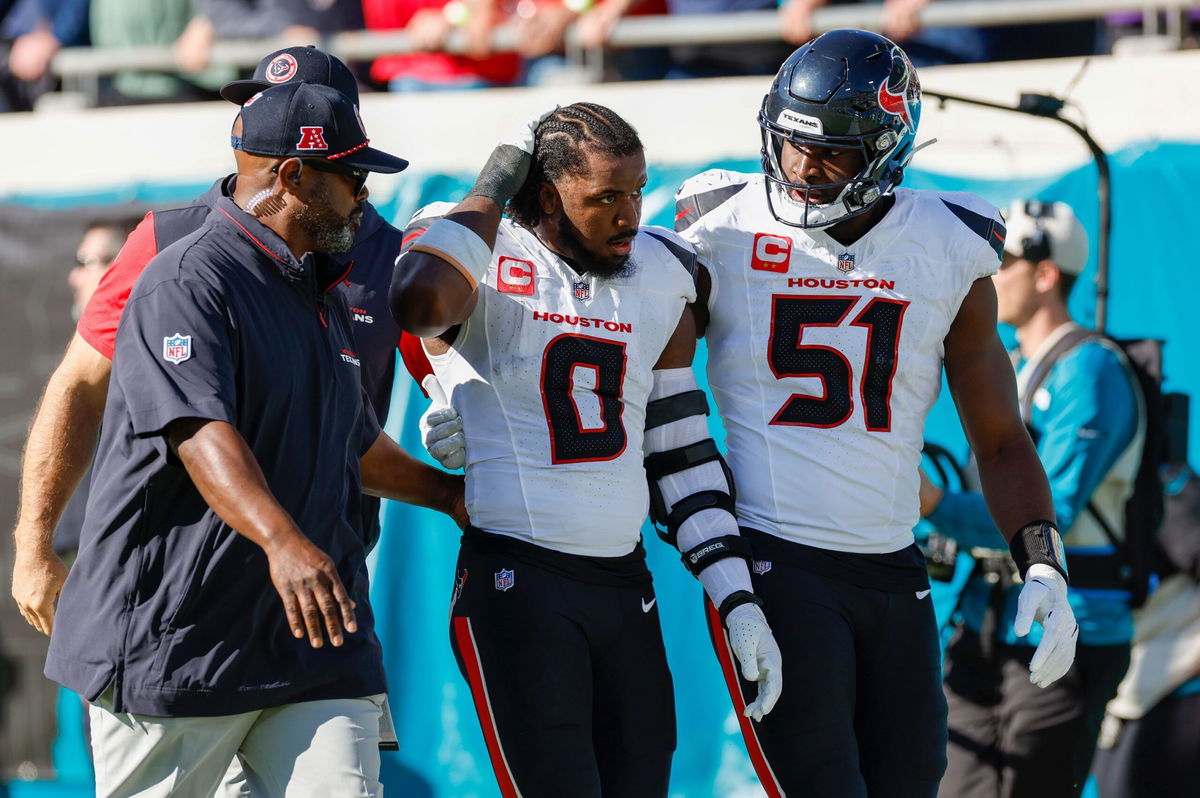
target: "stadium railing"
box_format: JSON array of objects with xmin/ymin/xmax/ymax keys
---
[{"xmin": 45, "ymin": 0, "xmax": 1197, "ymax": 106}]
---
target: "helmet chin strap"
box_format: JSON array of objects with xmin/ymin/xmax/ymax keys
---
[{"xmin": 765, "ymin": 174, "xmax": 887, "ymax": 230}]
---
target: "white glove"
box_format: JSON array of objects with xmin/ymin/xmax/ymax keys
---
[
  {"xmin": 1014, "ymin": 563, "xmax": 1079, "ymax": 688},
  {"xmin": 726, "ymin": 603, "xmax": 783, "ymax": 721},
  {"xmin": 419, "ymin": 375, "xmax": 465, "ymax": 470}
]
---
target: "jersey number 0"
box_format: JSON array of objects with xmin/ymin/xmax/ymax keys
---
[
  {"xmin": 540, "ymin": 333, "xmax": 628, "ymax": 463},
  {"xmin": 768, "ymin": 295, "xmax": 909, "ymax": 431}
]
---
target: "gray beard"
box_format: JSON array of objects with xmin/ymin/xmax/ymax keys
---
[{"xmin": 295, "ymin": 184, "xmax": 355, "ymax": 254}]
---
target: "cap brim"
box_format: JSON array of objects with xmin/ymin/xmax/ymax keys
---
[
  {"xmin": 220, "ymin": 79, "xmax": 271, "ymax": 105},
  {"xmin": 338, "ymin": 147, "xmax": 409, "ymax": 174}
]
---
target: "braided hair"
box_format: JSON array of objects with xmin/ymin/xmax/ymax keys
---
[{"xmin": 509, "ymin": 103, "xmax": 643, "ymax": 228}]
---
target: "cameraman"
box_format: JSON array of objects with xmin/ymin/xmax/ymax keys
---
[{"xmin": 919, "ymin": 200, "xmax": 1140, "ymax": 798}]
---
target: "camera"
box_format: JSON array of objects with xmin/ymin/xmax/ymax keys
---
[{"xmin": 920, "ymin": 531, "xmax": 959, "ymax": 582}]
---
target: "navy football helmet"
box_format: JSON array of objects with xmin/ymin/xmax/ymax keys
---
[{"xmin": 759, "ymin": 29, "xmax": 921, "ymax": 228}]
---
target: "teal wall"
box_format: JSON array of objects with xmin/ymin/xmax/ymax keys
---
[{"xmin": 15, "ymin": 140, "xmax": 1198, "ymax": 796}]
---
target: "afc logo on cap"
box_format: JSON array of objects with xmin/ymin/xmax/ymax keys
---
[
  {"xmin": 751, "ymin": 233, "xmax": 792, "ymax": 273},
  {"xmin": 296, "ymin": 126, "xmax": 329, "ymax": 151},
  {"xmin": 497, "ymin": 256, "xmax": 535, "ymax": 296}
]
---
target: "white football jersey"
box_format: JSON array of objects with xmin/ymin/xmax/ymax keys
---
[
  {"xmin": 676, "ymin": 170, "xmax": 1004, "ymax": 553},
  {"xmin": 416, "ymin": 206, "xmax": 697, "ymax": 557}
]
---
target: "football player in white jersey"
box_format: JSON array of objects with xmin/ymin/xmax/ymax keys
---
[
  {"xmin": 670, "ymin": 30, "xmax": 1079, "ymax": 797},
  {"xmin": 389, "ymin": 103, "xmax": 782, "ymax": 797}
]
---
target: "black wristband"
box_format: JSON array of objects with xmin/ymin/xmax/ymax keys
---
[
  {"xmin": 1008, "ymin": 520, "xmax": 1069, "ymax": 583},
  {"xmin": 718, "ymin": 590, "xmax": 764, "ymax": 628}
]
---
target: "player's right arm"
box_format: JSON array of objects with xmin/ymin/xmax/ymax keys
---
[
  {"xmin": 11, "ymin": 334, "xmax": 111, "ymax": 635},
  {"xmin": 389, "ymin": 108, "xmax": 557, "ymax": 338},
  {"xmin": 388, "ymin": 195, "xmax": 492, "ymax": 338}
]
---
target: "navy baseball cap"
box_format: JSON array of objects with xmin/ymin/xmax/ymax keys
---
[
  {"xmin": 221, "ymin": 46, "xmax": 360, "ymax": 106},
  {"xmin": 233, "ymin": 82, "xmax": 408, "ymax": 173}
]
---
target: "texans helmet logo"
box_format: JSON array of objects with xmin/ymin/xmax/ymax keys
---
[
  {"xmin": 266, "ymin": 53, "xmax": 298, "ymax": 84},
  {"xmin": 877, "ymin": 48, "xmax": 918, "ymax": 130}
]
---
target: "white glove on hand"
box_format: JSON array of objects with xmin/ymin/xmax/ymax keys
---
[
  {"xmin": 1014, "ymin": 563, "xmax": 1078, "ymax": 688},
  {"xmin": 419, "ymin": 375, "xmax": 465, "ymax": 470},
  {"xmin": 726, "ymin": 603, "xmax": 783, "ymax": 721}
]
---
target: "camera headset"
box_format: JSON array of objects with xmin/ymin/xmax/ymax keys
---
[{"xmin": 1018, "ymin": 200, "xmax": 1055, "ymax": 263}]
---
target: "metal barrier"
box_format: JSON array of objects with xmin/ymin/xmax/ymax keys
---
[{"xmin": 49, "ymin": 0, "xmax": 1194, "ymax": 103}]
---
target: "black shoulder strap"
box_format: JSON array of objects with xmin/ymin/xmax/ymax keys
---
[
  {"xmin": 1085, "ymin": 498, "xmax": 1124, "ymax": 551},
  {"xmin": 1023, "ymin": 327, "xmax": 1135, "ymax": 553},
  {"xmin": 1018, "ymin": 326, "xmax": 1099, "ymax": 423}
]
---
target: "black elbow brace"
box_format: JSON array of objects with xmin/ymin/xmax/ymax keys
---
[
  {"xmin": 645, "ymin": 438, "xmax": 736, "ymax": 545},
  {"xmin": 643, "ymin": 387, "xmax": 740, "ymax": 575},
  {"xmin": 681, "ymin": 534, "xmax": 752, "ymax": 577}
]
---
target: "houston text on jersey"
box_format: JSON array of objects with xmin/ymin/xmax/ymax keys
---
[
  {"xmin": 786, "ymin": 278, "xmax": 897, "ymax": 290},
  {"xmin": 532, "ymin": 310, "xmax": 633, "ymax": 333}
]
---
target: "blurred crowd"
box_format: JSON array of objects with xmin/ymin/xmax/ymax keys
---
[{"xmin": 1, "ymin": 0, "xmax": 1195, "ymax": 112}]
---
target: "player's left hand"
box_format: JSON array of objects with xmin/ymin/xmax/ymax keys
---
[
  {"xmin": 420, "ymin": 375, "xmax": 466, "ymax": 470},
  {"xmin": 726, "ymin": 603, "xmax": 783, "ymax": 721},
  {"xmin": 1014, "ymin": 563, "xmax": 1078, "ymax": 687}
]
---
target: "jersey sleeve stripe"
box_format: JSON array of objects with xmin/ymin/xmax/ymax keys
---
[
  {"xmin": 400, "ymin": 213, "xmax": 445, "ymax": 253},
  {"xmin": 674, "ymin": 182, "xmax": 750, "ymax": 232},
  {"xmin": 643, "ymin": 229, "xmax": 698, "ymax": 278},
  {"xmin": 941, "ymin": 199, "xmax": 1007, "ymax": 258}
]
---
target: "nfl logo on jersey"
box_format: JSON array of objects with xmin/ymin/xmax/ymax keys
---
[
  {"xmin": 494, "ymin": 568, "xmax": 515, "ymax": 592},
  {"xmin": 837, "ymin": 252, "xmax": 856, "ymax": 273},
  {"xmin": 752, "ymin": 560, "xmax": 773, "ymax": 575},
  {"xmin": 573, "ymin": 280, "xmax": 590, "ymax": 301},
  {"xmin": 163, "ymin": 333, "xmax": 192, "ymax": 364}
]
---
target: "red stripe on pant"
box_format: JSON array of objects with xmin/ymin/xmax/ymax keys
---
[
  {"xmin": 453, "ymin": 616, "xmax": 523, "ymax": 798},
  {"xmin": 705, "ymin": 601, "xmax": 787, "ymax": 798}
]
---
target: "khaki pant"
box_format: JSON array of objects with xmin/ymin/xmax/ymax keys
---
[{"xmin": 90, "ymin": 689, "xmax": 385, "ymax": 798}]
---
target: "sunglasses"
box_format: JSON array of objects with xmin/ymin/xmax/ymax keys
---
[
  {"xmin": 303, "ymin": 158, "xmax": 369, "ymax": 195},
  {"xmin": 274, "ymin": 158, "xmax": 369, "ymax": 195}
]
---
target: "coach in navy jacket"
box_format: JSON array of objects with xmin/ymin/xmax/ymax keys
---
[
  {"xmin": 44, "ymin": 82, "xmax": 463, "ymax": 797},
  {"xmin": 12, "ymin": 47, "xmax": 414, "ymax": 646}
]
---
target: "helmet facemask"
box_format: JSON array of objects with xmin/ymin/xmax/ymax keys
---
[{"xmin": 759, "ymin": 116, "xmax": 911, "ymax": 229}]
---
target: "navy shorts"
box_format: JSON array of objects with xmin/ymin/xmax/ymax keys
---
[
  {"xmin": 449, "ymin": 527, "xmax": 675, "ymax": 798},
  {"xmin": 711, "ymin": 529, "xmax": 946, "ymax": 798}
]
